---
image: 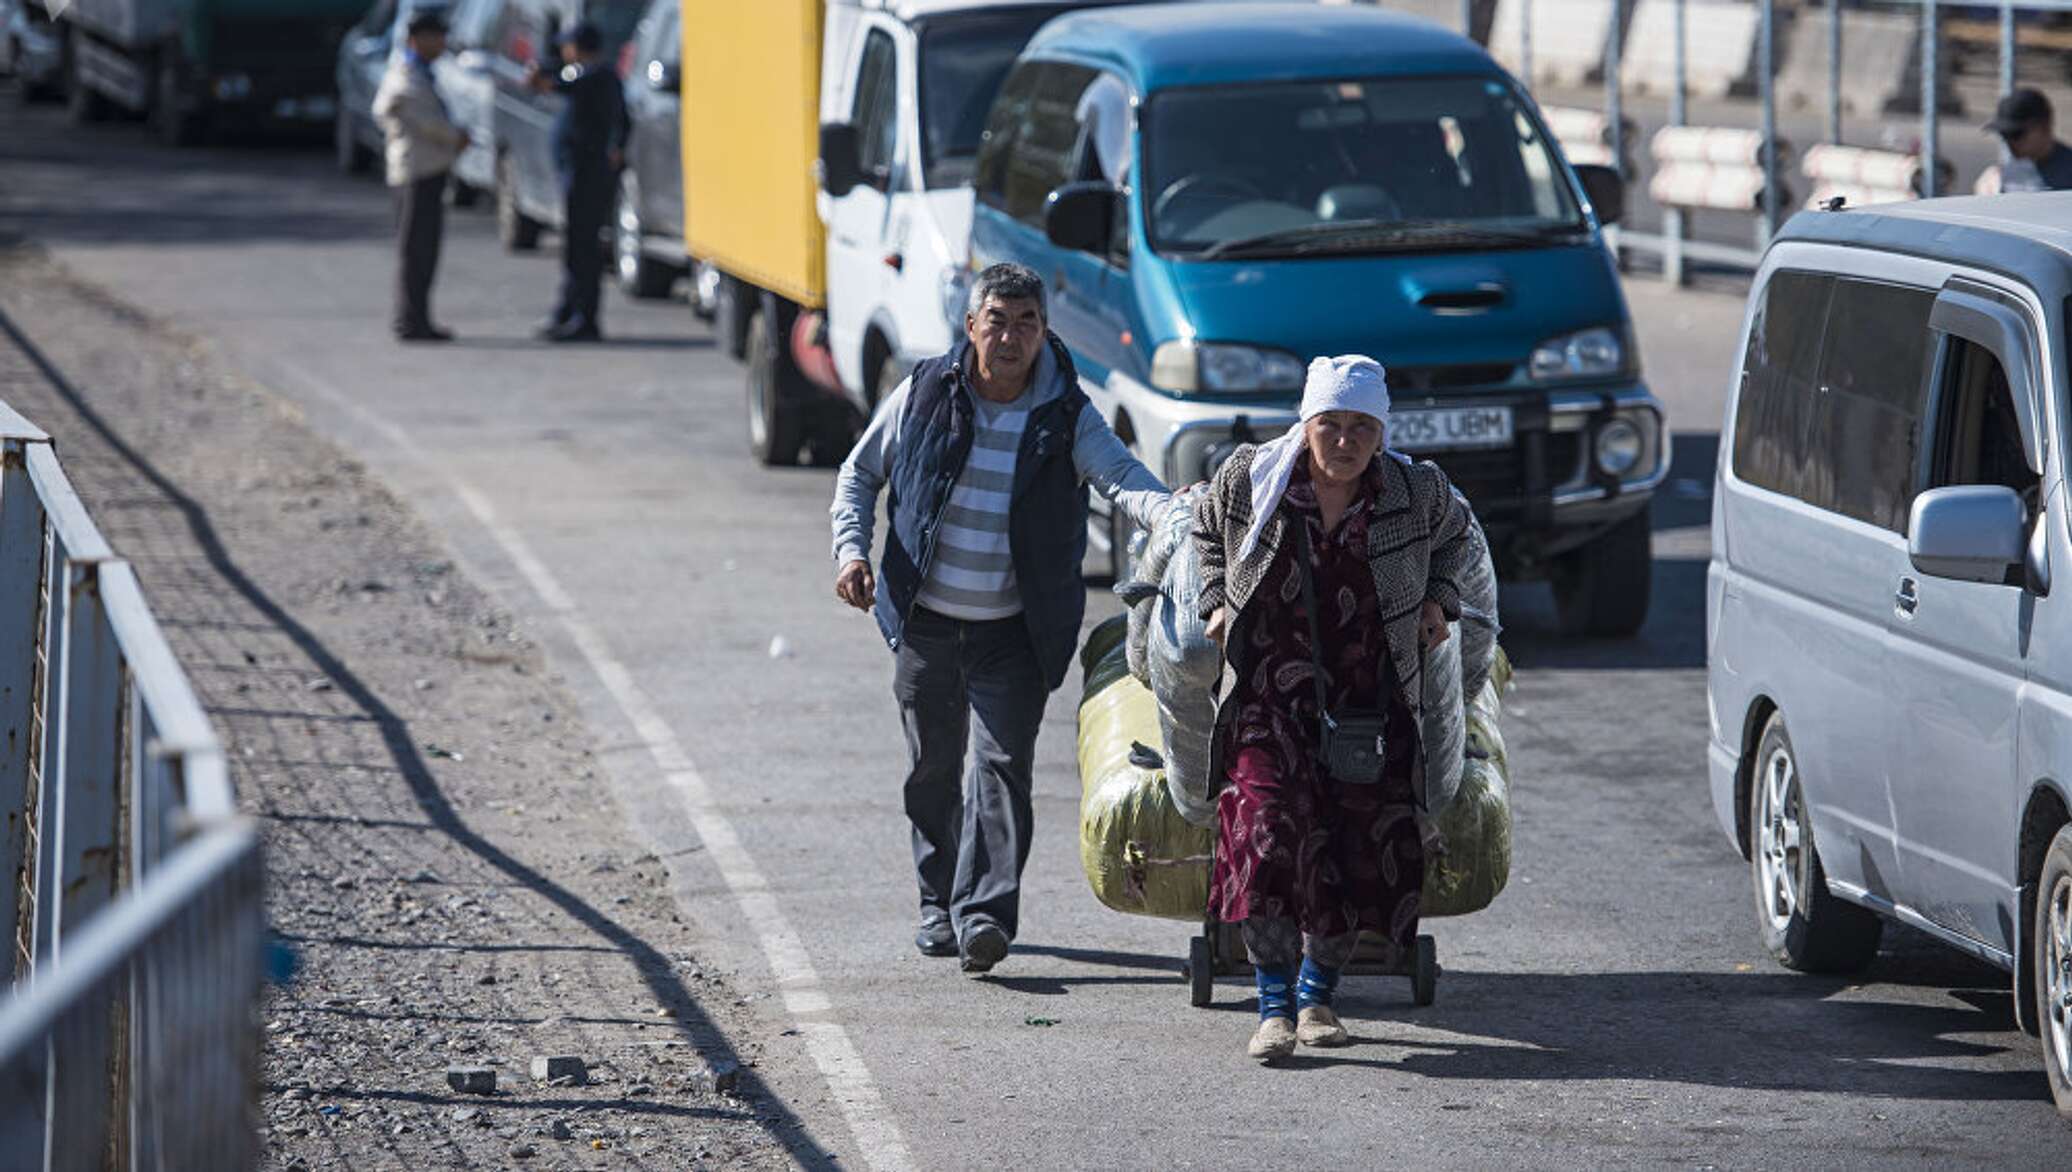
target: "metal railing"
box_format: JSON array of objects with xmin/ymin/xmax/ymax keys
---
[{"xmin": 0, "ymin": 401, "xmax": 260, "ymax": 1170}]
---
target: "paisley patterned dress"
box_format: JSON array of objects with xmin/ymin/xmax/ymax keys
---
[{"xmin": 1207, "ymin": 460, "xmax": 1423, "ymax": 958}]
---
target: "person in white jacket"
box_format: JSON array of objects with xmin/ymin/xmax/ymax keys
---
[{"xmin": 373, "ymin": 8, "xmax": 469, "ymax": 342}]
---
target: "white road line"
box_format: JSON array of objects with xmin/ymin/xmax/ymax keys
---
[{"xmin": 280, "ymin": 370, "xmax": 916, "ymax": 1172}]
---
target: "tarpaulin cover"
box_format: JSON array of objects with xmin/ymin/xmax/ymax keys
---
[{"xmin": 1078, "ymin": 615, "xmax": 1516, "ymax": 922}]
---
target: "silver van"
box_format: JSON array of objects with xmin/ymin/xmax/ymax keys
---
[{"xmin": 1707, "ymin": 193, "xmax": 2072, "ymax": 1113}]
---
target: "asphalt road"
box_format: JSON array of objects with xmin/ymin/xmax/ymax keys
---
[{"xmin": 2, "ymin": 96, "xmax": 2065, "ymax": 1169}]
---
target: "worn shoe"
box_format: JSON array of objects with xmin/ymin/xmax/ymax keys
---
[
  {"xmin": 959, "ymin": 924, "xmax": 1009, "ymax": 974},
  {"xmin": 396, "ymin": 325, "xmax": 454, "ymax": 343},
  {"xmin": 1247, "ymin": 1016, "xmax": 1298, "ymax": 1063},
  {"xmin": 914, "ymin": 915, "xmax": 956, "ymax": 958},
  {"xmin": 1296, "ymin": 1005, "xmax": 1349, "ymax": 1047},
  {"xmin": 544, "ymin": 321, "xmax": 603, "ymax": 344}
]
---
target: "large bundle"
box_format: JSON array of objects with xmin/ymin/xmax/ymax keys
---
[
  {"xmin": 1419, "ymin": 513, "xmax": 1500, "ymax": 815},
  {"xmin": 1078, "ymin": 614, "xmax": 1516, "ymax": 921},
  {"xmin": 1078, "ymin": 616, "xmax": 1213, "ymax": 920},
  {"xmin": 1117, "ymin": 486, "xmax": 1220, "ymax": 828}
]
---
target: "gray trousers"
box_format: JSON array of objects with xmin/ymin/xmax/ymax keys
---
[
  {"xmin": 894, "ymin": 607, "xmax": 1047, "ymax": 941},
  {"xmin": 392, "ymin": 172, "xmax": 446, "ymax": 335}
]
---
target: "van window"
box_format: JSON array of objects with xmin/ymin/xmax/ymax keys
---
[
  {"xmin": 1000, "ymin": 62, "xmax": 1099, "ymax": 227},
  {"xmin": 1732, "ymin": 271, "xmax": 1832, "ymax": 503},
  {"xmin": 1807, "ymin": 280, "xmax": 1935, "ymax": 531},
  {"xmin": 917, "ymin": 8, "xmax": 1067, "ymax": 189},
  {"xmin": 973, "ymin": 61, "xmax": 1038, "ymax": 212},
  {"xmin": 1927, "ymin": 339, "xmax": 2040, "ymax": 516},
  {"xmin": 852, "ymin": 30, "xmax": 900, "ymax": 186}
]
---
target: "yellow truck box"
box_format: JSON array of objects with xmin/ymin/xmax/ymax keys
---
[{"xmin": 681, "ymin": 0, "xmax": 827, "ymax": 309}]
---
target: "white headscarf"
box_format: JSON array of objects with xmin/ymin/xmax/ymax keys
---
[{"xmin": 1236, "ymin": 355, "xmax": 1392, "ymax": 560}]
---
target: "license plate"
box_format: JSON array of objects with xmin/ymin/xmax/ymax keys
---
[{"xmin": 1389, "ymin": 406, "xmax": 1515, "ymax": 452}]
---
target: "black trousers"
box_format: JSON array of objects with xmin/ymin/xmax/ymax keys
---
[
  {"xmin": 392, "ymin": 172, "xmax": 447, "ymax": 335},
  {"xmin": 552, "ymin": 172, "xmax": 616, "ymax": 331},
  {"xmin": 893, "ymin": 607, "xmax": 1048, "ymax": 941}
]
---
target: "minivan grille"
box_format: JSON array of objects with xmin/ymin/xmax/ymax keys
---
[{"xmin": 1387, "ymin": 363, "xmax": 1516, "ymax": 392}]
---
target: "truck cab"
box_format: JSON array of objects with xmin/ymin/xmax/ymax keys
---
[{"xmin": 966, "ymin": 3, "xmax": 1666, "ymax": 634}]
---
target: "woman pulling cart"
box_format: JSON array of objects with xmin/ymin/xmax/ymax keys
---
[{"xmin": 1191, "ymin": 355, "xmax": 1487, "ymax": 1063}]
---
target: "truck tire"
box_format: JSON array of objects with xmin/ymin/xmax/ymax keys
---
[
  {"xmin": 334, "ymin": 109, "xmax": 373, "ymax": 175},
  {"xmin": 745, "ymin": 307, "xmax": 807, "ymax": 467},
  {"xmin": 496, "ymin": 153, "xmax": 541, "ymax": 252},
  {"xmin": 806, "ymin": 405, "xmax": 858, "ymax": 468},
  {"xmin": 1550, "ymin": 508, "xmax": 1651, "ymax": 638},
  {"xmin": 2035, "ymin": 822, "xmax": 2072, "ymax": 1117},
  {"xmin": 615, "ymin": 178, "xmax": 677, "ymax": 299},
  {"xmin": 155, "ymin": 52, "xmax": 203, "ymax": 147},
  {"xmin": 1749, "ymin": 714, "xmax": 1882, "ymax": 974}
]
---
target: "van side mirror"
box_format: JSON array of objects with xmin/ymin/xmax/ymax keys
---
[
  {"xmin": 1909, "ymin": 486, "xmax": 2026, "ymax": 584},
  {"xmin": 1045, "ymin": 182, "xmax": 1120, "ymax": 255},
  {"xmin": 1573, "ymin": 164, "xmax": 1624, "ymax": 227},
  {"xmin": 820, "ymin": 122, "xmax": 864, "ymax": 198}
]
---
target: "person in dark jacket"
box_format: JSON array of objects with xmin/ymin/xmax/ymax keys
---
[
  {"xmin": 829, "ymin": 264, "xmax": 1169, "ymax": 973},
  {"xmin": 526, "ymin": 20, "xmax": 630, "ymax": 342}
]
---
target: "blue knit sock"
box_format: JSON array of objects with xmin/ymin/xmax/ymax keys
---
[
  {"xmin": 1296, "ymin": 955, "xmax": 1340, "ymax": 1011},
  {"xmin": 1254, "ymin": 964, "xmax": 1297, "ymax": 1021}
]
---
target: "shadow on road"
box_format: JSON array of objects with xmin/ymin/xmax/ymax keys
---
[{"xmin": 0, "ymin": 305, "xmax": 845, "ymax": 1171}]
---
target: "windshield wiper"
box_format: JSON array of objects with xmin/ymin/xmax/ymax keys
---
[{"xmin": 1198, "ymin": 219, "xmax": 1586, "ymax": 260}]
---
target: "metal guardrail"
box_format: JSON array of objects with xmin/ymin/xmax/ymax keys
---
[{"xmin": 0, "ymin": 401, "xmax": 260, "ymax": 1170}]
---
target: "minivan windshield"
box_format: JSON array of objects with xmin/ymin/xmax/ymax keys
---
[
  {"xmin": 1142, "ymin": 75, "xmax": 1588, "ymax": 258},
  {"xmin": 918, "ymin": 8, "xmax": 1072, "ymax": 188}
]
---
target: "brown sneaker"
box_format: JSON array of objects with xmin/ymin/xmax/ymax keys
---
[
  {"xmin": 1296, "ymin": 1005, "xmax": 1349, "ymax": 1047},
  {"xmin": 1246, "ymin": 1016, "xmax": 1297, "ymax": 1063}
]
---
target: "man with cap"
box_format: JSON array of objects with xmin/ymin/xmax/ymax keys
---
[
  {"xmin": 1987, "ymin": 87, "xmax": 2072, "ymax": 193},
  {"xmin": 373, "ymin": 5, "xmax": 469, "ymax": 343},
  {"xmin": 527, "ymin": 21, "xmax": 630, "ymax": 342}
]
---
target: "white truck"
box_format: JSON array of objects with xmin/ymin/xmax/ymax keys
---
[{"xmin": 684, "ymin": 0, "xmax": 1130, "ymax": 465}]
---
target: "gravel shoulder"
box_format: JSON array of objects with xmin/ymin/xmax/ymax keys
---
[{"xmin": 0, "ymin": 245, "xmax": 807, "ymax": 1172}]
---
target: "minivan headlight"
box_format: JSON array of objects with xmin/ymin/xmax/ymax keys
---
[
  {"xmin": 1530, "ymin": 327, "xmax": 1623, "ymax": 381},
  {"xmin": 1151, "ymin": 340, "xmax": 1306, "ymax": 394},
  {"xmin": 1594, "ymin": 417, "xmax": 1644, "ymax": 477}
]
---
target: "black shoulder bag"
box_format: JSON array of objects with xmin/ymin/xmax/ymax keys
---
[{"xmin": 1294, "ymin": 519, "xmax": 1390, "ymax": 786}]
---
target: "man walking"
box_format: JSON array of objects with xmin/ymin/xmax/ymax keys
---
[
  {"xmin": 374, "ymin": 6, "xmax": 468, "ymax": 343},
  {"xmin": 1987, "ymin": 87, "xmax": 2072, "ymax": 193},
  {"xmin": 831, "ymin": 264, "xmax": 1170, "ymax": 973},
  {"xmin": 527, "ymin": 21, "xmax": 629, "ymax": 343}
]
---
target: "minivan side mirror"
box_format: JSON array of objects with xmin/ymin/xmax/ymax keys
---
[
  {"xmin": 1909, "ymin": 485, "xmax": 2026, "ymax": 584},
  {"xmin": 1045, "ymin": 182, "xmax": 1120, "ymax": 255},
  {"xmin": 1573, "ymin": 164, "xmax": 1624, "ymax": 227},
  {"xmin": 820, "ymin": 122, "xmax": 864, "ymax": 198}
]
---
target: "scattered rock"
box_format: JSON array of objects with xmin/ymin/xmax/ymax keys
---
[
  {"xmin": 306, "ymin": 678, "xmax": 334, "ymax": 692},
  {"xmin": 445, "ymin": 1065, "xmax": 496, "ymax": 1095},
  {"xmin": 330, "ymin": 876, "xmax": 356, "ymax": 891},
  {"xmin": 530, "ymin": 1055, "xmax": 587, "ymax": 1085},
  {"xmin": 626, "ymin": 1083, "xmax": 654, "ymax": 1097},
  {"xmin": 477, "ymin": 972, "xmax": 497, "ymax": 986},
  {"xmin": 451, "ymin": 1106, "xmax": 481, "ymax": 1124},
  {"xmin": 509, "ymin": 1144, "xmax": 537, "ymax": 1159},
  {"xmin": 687, "ymin": 1058, "xmax": 740, "ymax": 1097},
  {"xmin": 283, "ymin": 1087, "xmax": 310, "ymax": 1101},
  {"xmin": 548, "ymin": 1119, "xmax": 575, "ymax": 1141}
]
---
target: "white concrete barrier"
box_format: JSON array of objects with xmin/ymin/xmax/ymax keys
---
[
  {"xmin": 1800, "ymin": 143, "xmax": 1955, "ymax": 209},
  {"xmin": 1539, "ymin": 104, "xmax": 1636, "ymax": 170},
  {"xmin": 1489, "ymin": 0, "xmax": 1615, "ymax": 87},
  {"xmin": 1776, "ymin": 8, "xmax": 1960, "ymax": 118},
  {"xmin": 1648, "ymin": 126, "xmax": 1789, "ymax": 213},
  {"xmin": 1619, "ymin": 0, "xmax": 1760, "ymax": 99}
]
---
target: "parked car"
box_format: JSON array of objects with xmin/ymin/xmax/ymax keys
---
[
  {"xmin": 614, "ymin": 0, "xmax": 686, "ymax": 299},
  {"xmin": 688, "ymin": 0, "xmax": 1142, "ymax": 466},
  {"xmin": 964, "ymin": 3, "xmax": 1663, "ymax": 621},
  {"xmin": 489, "ymin": 0, "xmax": 646, "ymax": 251},
  {"xmin": 0, "ymin": 0, "xmax": 64, "ymax": 102},
  {"xmin": 1706, "ymin": 191, "xmax": 2072, "ymax": 1114},
  {"xmin": 335, "ymin": 0, "xmax": 502, "ymax": 207}
]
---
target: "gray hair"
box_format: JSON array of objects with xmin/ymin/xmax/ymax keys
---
[{"xmin": 966, "ymin": 262, "xmax": 1046, "ymax": 320}]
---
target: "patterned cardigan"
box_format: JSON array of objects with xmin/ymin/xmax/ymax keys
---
[{"xmin": 1192, "ymin": 444, "xmax": 1486, "ymax": 726}]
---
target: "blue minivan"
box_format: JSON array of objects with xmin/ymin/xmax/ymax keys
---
[{"xmin": 966, "ymin": 3, "xmax": 1666, "ymax": 635}]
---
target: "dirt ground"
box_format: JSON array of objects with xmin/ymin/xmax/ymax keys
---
[{"xmin": 0, "ymin": 246, "xmax": 805, "ymax": 1171}]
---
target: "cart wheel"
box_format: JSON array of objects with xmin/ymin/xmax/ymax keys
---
[
  {"xmin": 1188, "ymin": 935, "xmax": 1215, "ymax": 1007},
  {"xmin": 1411, "ymin": 935, "xmax": 1438, "ymax": 1007}
]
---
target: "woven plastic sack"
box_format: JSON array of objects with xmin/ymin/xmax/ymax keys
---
[
  {"xmin": 1420, "ymin": 516, "xmax": 1500, "ymax": 815},
  {"xmin": 1077, "ymin": 616, "xmax": 1213, "ymax": 921},
  {"xmin": 1422, "ymin": 650, "xmax": 1514, "ymax": 918},
  {"xmin": 1117, "ymin": 486, "xmax": 1220, "ymax": 827}
]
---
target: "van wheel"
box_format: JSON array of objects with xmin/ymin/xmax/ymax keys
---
[
  {"xmin": 334, "ymin": 108, "xmax": 372, "ymax": 175},
  {"xmin": 496, "ymin": 154, "xmax": 540, "ymax": 251},
  {"xmin": 1749, "ymin": 714, "xmax": 1882, "ymax": 973},
  {"xmin": 1550, "ymin": 509, "xmax": 1652, "ymax": 638},
  {"xmin": 2034, "ymin": 824, "xmax": 2072, "ymax": 1115},
  {"xmin": 745, "ymin": 308, "xmax": 806, "ymax": 467},
  {"xmin": 874, "ymin": 353, "xmax": 905, "ymax": 405},
  {"xmin": 806, "ymin": 406, "xmax": 857, "ymax": 469}
]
